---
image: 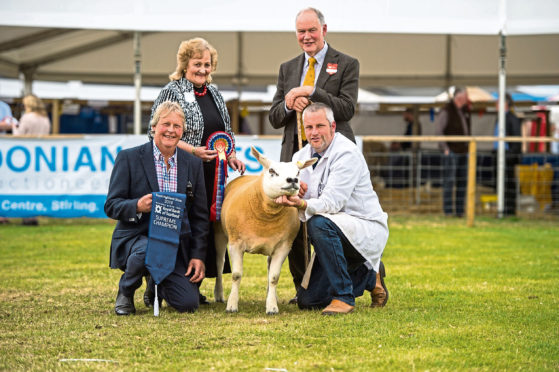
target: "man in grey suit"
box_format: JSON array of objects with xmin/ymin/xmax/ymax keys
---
[
  {"xmin": 268, "ymin": 8, "xmax": 387, "ymax": 306},
  {"xmin": 105, "ymin": 102, "xmax": 208, "ymax": 315},
  {"xmin": 269, "ymin": 7, "xmax": 358, "ymax": 162}
]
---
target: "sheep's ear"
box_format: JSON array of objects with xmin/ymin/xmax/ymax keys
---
[
  {"xmin": 251, "ymin": 146, "xmax": 270, "ymax": 169},
  {"xmin": 296, "ymin": 158, "xmax": 317, "ymax": 170}
]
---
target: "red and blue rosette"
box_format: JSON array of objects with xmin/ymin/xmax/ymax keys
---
[{"xmin": 206, "ymin": 131, "xmax": 234, "ymax": 221}]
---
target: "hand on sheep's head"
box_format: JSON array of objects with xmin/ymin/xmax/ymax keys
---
[{"xmin": 251, "ymin": 147, "xmax": 317, "ymax": 199}]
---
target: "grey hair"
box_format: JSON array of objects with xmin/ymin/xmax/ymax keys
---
[
  {"xmin": 296, "ymin": 7, "xmax": 326, "ymax": 26},
  {"xmin": 302, "ymin": 102, "xmax": 335, "ymax": 126},
  {"xmin": 149, "ymin": 101, "xmax": 185, "ymax": 134},
  {"xmin": 453, "ymin": 87, "xmax": 466, "ymax": 96}
]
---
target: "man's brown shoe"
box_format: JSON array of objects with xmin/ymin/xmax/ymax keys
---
[
  {"xmin": 321, "ymin": 299, "xmax": 354, "ymax": 315},
  {"xmin": 371, "ymin": 261, "xmax": 389, "ymax": 308}
]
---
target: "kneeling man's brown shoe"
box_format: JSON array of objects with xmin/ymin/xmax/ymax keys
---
[
  {"xmin": 371, "ymin": 261, "xmax": 389, "ymax": 308},
  {"xmin": 321, "ymin": 299, "xmax": 354, "ymax": 315}
]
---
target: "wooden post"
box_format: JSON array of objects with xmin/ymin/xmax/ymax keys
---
[
  {"xmin": 231, "ymin": 99, "xmax": 240, "ymax": 134},
  {"xmin": 258, "ymin": 111, "xmax": 265, "ymax": 135},
  {"xmin": 466, "ymin": 140, "xmax": 477, "ymax": 227},
  {"xmin": 51, "ymin": 99, "xmax": 60, "ymax": 134},
  {"xmin": 411, "ymin": 104, "xmax": 420, "ymax": 151}
]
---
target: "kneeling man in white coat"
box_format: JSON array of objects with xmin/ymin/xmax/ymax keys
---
[{"xmin": 275, "ymin": 102, "xmax": 389, "ymax": 315}]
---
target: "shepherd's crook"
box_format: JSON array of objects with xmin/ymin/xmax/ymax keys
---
[{"xmin": 296, "ymin": 111, "xmax": 313, "ymax": 289}]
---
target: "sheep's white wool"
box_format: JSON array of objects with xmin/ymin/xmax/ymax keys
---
[{"xmin": 213, "ymin": 147, "xmax": 316, "ymax": 315}]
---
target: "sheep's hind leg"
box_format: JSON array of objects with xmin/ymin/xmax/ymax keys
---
[
  {"xmin": 226, "ymin": 244, "xmax": 244, "ymax": 313},
  {"xmin": 213, "ymin": 221, "xmax": 227, "ymax": 303}
]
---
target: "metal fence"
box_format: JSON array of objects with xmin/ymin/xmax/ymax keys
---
[{"xmin": 362, "ymin": 136, "xmax": 559, "ymax": 222}]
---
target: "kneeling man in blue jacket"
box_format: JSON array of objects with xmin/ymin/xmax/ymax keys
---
[{"xmin": 105, "ymin": 101, "xmax": 208, "ymax": 315}]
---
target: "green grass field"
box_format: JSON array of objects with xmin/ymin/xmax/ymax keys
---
[{"xmin": 0, "ymin": 216, "xmax": 558, "ymax": 371}]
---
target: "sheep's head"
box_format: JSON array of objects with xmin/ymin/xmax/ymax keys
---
[{"xmin": 251, "ymin": 147, "xmax": 316, "ymax": 199}]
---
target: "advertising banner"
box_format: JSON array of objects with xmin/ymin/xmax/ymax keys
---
[{"xmin": 0, "ymin": 135, "xmax": 281, "ymax": 218}]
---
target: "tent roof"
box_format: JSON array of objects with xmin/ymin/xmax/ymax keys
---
[
  {"xmin": 1, "ymin": 29, "xmax": 558, "ymax": 88},
  {"xmin": 2, "ymin": 0, "xmax": 559, "ymax": 35},
  {"xmin": 0, "ymin": 0, "xmax": 558, "ymax": 88}
]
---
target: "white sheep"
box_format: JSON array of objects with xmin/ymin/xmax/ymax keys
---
[{"xmin": 214, "ymin": 147, "xmax": 316, "ymax": 314}]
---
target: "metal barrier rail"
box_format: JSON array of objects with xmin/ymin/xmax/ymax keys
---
[{"xmin": 361, "ymin": 136, "xmax": 559, "ymax": 226}]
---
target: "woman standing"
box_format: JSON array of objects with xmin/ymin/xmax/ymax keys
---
[
  {"xmin": 148, "ymin": 38, "xmax": 245, "ymax": 303},
  {"xmin": 13, "ymin": 94, "xmax": 51, "ymax": 135},
  {"xmin": 13, "ymin": 94, "xmax": 51, "ymax": 226}
]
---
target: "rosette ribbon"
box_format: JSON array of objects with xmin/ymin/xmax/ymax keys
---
[{"xmin": 206, "ymin": 131, "xmax": 234, "ymax": 221}]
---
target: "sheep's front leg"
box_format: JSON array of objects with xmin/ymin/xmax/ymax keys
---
[
  {"xmin": 266, "ymin": 244, "xmax": 290, "ymax": 315},
  {"xmin": 213, "ymin": 221, "xmax": 227, "ymax": 303},
  {"xmin": 226, "ymin": 243, "xmax": 244, "ymax": 313}
]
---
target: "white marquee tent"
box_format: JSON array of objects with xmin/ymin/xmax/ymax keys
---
[
  {"xmin": 2, "ymin": 0, "xmax": 559, "ymax": 217},
  {"xmin": 1, "ymin": 0, "xmax": 558, "ymax": 88}
]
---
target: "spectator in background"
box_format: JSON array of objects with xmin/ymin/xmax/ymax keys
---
[
  {"xmin": 0, "ymin": 100, "xmax": 15, "ymax": 224},
  {"xmin": 238, "ymin": 107, "xmax": 252, "ymax": 135},
  {"xmin": 13, "ymin": 94, "xmax": 50, "ymax": 135},
  {"xmin": 390, "ymin": 108, "xmax": 422, "ymax": 151},
  {"xmin": 10, "ymin": 95, "xmax": 51, "ymax": 226},
  {"xmin": 0, "ymin": 102, "xmax": 15, "ymax": 223},
  {"xmin": 0, "ymin": 100, "xmax": 16, "ymax": 134},
  {"xmin": 493, "ymin": 93, "xmax": 522, "ymax": 216},
  {"xmin": 226, "ymin": 105, "xmax": 252, "ymax": 135},
  {"xmin": 401, "ymin": 108, "xmax": 421, "ymax": 151},
  {"xmin": 551, "ymin": 117, "xmax": 559, "ymax": 155},
  {"xmin": 435, "ymin": 87, "xmax": 471, "ymax": 218}
]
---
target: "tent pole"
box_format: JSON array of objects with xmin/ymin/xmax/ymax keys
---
[
  {"xmin": 444, "ymin": 34, "xmax": 451, "ymax": 92},
  {"xmin": 232, "ymin": 31, "xmax": 244, "ymax": 134},
  {"xmin": 133, "ymin": 31, "xmax": 142, "ymax": 135},
  {"xmin": 20, "ymin": 67, "xmax": 35, "ymax": 96},
  {"xmin": 497, "ymin": 32, "xmax": 506, "ymax": 219}
]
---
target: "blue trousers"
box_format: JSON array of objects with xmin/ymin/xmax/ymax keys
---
[
  {"xmin": 443, "ymin": 152, "xmax": 468, "ymax": 216},
  {"xmin": 297, "ymin": 216, "xmax": 377, "ymax": 308},
  {"xmin": 118, "ymin": 236, "xmax": 199, "ymax": 313}
]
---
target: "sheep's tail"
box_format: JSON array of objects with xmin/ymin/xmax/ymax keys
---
[{"xmin": 210, "ymin": 157, "xmax": 228, "ymax": 221}]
